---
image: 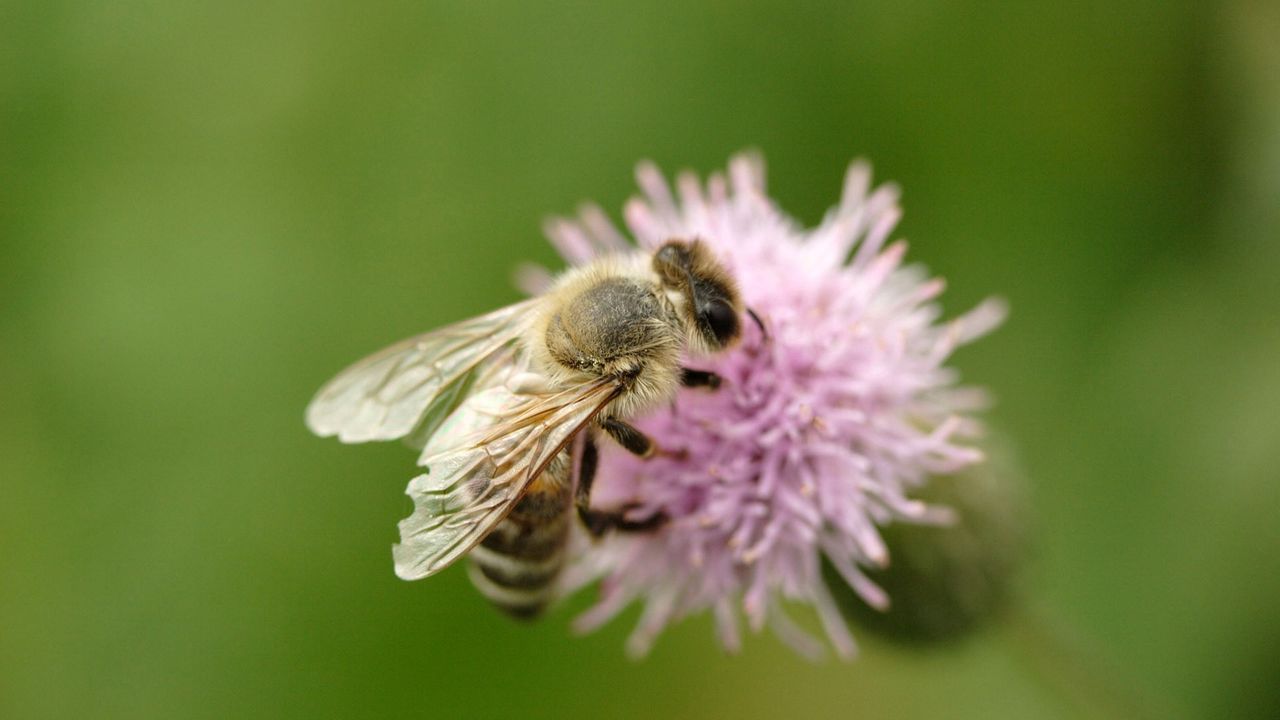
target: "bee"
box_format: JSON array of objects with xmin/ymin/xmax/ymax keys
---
[{"xmin": 306, "ymin": 239, "xmax": 754, "ymax": 618}]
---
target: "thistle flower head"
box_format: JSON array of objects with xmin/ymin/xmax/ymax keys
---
[{"xmin": 528, "ymin": 153, "xmax": 1006, "ymax": 659}]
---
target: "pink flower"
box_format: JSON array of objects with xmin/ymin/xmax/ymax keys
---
[{"xmin": 527, "ymin": 153, "xmax": 1006, "ymax": 659}]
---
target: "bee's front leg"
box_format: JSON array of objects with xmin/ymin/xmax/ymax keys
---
[
  {"xmin": 679, "ymin": 368, "xmax": 722, "ymax": 389},
  {"xmin": 600, "ymin": 416, "xmax": 657, "ymax": 458},
  {"xmin": 575, "ymin": 433, "xmax": 668, "ymax": 537},
  {"xmin": 600, "ymin": 415, "xmax": 689, "ymax": 462}
]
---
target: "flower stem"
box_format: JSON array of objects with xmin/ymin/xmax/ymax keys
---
[{"xmin": 1002, "ymin": 603, "xmax": 1179, "ymax": 720}]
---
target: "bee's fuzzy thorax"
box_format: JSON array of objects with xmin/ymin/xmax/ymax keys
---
[{"xmin": 525, "ymin": 251, "xmax": 685, "ymax": 420}]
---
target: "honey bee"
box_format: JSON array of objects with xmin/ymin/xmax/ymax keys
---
[{"xmin": 306, "ymin": 239, "xmax": 755, "ymax": 618}]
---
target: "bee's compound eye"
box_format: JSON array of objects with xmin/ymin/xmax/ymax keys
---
[{"xmin": 700, "ymin": 299, "xmax": 740, "ymax": 347}]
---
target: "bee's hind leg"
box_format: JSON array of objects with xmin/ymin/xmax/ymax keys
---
[{"xmin": 575, "ymin": 433, "xmax": 668, "ymax": 537}]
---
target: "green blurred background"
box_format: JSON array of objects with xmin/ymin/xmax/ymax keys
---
[{"xmin": 4, "ymin": 1, "xmax": 1278, "ymax": 718}]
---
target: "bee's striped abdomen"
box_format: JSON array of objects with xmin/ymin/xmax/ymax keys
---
[{"xmin": 467, "ymin": 452, "xmax": 572, "ymax": 619}]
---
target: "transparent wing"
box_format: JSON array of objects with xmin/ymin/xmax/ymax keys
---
[
  {"xmin": 392, "ymin": 379, "xmax": 622, "ymax": 580},
  {"xmin": 305, "ymin": 299, "xmax": 537, "ymax": 444}
]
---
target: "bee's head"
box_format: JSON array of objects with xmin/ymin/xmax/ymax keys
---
[{"xmin": 652, "ymin": 239, "xmax": 743, "ymax": 353}]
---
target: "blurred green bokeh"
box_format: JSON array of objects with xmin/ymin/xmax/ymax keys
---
[{"xmin": 4, "ymin": 1, "xmax": 1278, "ymax": 718}]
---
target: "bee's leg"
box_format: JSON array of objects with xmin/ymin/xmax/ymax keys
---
[
  {"xmin": 600, "ymin": 416, "xmax": 656, "ymax": 458},
  {"xmin": 680, "ymin": 368, "xmax": 722, "ymax": 390},
  {"xmin": 579, "ymin": 506, "xmax": 668, "ymax": 537},
  {"xmin": 574, "ymin": 433, "xmax": 604, "ymax": 534},
  {"xmin": 601, "ymin": 416, "xmax": 689, "ymax": 462},
  {"xmin": 601, "ymin": 506, "xmax": 669, "ymax": 534},
  {"xmin": 575, "ymin": 432, "xmax": 669, "ymax": 537}
]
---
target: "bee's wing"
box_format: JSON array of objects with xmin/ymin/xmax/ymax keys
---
[
  {"xmin": 393, "ymin": 378, "xmax": 622, "ymax": 580},
  {"xmin": 305, "ymin": 299, "xmax": 538, "ymax": 444}
]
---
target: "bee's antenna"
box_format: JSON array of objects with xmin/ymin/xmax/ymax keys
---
[{"xmin": 746, "ymin": 307, "xmax": 768, "ymax": 341}]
